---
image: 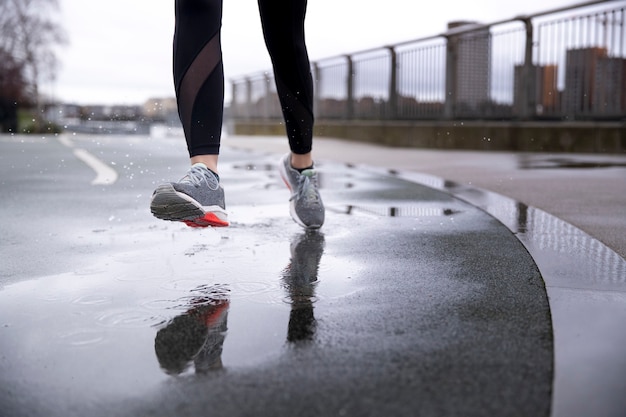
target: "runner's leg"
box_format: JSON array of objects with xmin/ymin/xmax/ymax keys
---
[
  {"xmin": 149, "ymin": 0, "xmax": 228, "ymax": 228},
  {"xmin": 174, "ymin": 0, "xmax": 224, "ymax": 161},
  {"xmin": 257, "ymin": 0, "xmax": 314, "ymax": 165}
]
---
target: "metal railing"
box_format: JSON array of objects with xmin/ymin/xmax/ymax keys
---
[{"xmin": 230, "ymin": 1, "xmax": 626, "ymax": 122}]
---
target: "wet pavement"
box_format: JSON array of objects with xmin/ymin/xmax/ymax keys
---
[{"xmin": 0, "ymin": 133, "xmax": 624, "ymax": 417}]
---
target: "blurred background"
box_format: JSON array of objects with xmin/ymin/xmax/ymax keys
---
[{"xmin": 1, "ymin": 0, "xmax": 624, "ymax": 149}]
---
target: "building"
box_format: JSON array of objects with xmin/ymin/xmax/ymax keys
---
[
  {"xmin": 446, "ymin": 21, "xmax": 491, "ymax": 115},
  {"xmin": 513, "ymin": 64, "xmax": 558, "ymax": 116},
  {"xmin": 563, "ymin": 47, "xmax": 607, "ymax": 116},
  {"xmin": 593, "ymin": 57, "xmax": 626, "ymax": 117},
  {"xmin": 142, "ymin": 97, "xmax": 178, "ymax": 122}
]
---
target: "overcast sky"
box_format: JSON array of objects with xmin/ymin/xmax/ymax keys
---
[{"xmin": 49, "ymin": 0, "xmax": 583, "ymax": 105}]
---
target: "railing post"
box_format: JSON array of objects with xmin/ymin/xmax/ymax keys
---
[
  {"xmin": 444, "ymin": 34, "xmax": 457, "ymax": 120},
  {"xmin": 263, "ymin": 73, "xmax": 271, "ymax": 119},
  {"xmin": 313, "ymin": 62, "xmax": 321, "ymax": 118},
  {"xmin": 230, "ymin": 80, "xmax": 238, "ymax": 118},
  {"xmin": 245, "ymin": 77, "xmax": 252, "ymax": 120},
  {"xmin": 387, "ymin": 46, "xmax": 398, "ymax": 120},
  {"xmin": 520, "ymin": 17, "xmax": 536, "ymax": 120},
  {"xmin": 346, "ymin": 54, "xmax": 354, "ymax": 120}
]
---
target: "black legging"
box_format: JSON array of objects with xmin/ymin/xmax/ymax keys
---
[{"xmin": 174, "ymin": 0, "xmax": 314, "ymax": 157}]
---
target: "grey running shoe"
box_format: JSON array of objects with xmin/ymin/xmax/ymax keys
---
[
  {"xmin": 278, "ymin": 153, "xmax": 325, "ymax": 229},
  {"xmin": 150, "ymin": 163, "xmax": 229, "ymax": 227}
]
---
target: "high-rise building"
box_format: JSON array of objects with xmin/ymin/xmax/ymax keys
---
[
  {"xmin": 446, "ymin": 21, "xmax": 491, "ymax": 115},
  {"xmin": 593, "ymin": 57, "xmax": 626, "ymax": 117},
  {"xmin": 563, "ymin": 47, "xmax": 607, "ymax": 116},
  {"xmin": 513, "ymin": 64, "xmax": 558, "ymax": 116}
]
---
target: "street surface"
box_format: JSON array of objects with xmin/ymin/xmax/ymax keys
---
[{"xmin": 0, "ymin": 132, "xmax": 624, "ymax": 417}]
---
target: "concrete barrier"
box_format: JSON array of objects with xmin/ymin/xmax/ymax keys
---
[{"xmin": 232, "ymin": 120, "xmax": 626, "ymax": 153}]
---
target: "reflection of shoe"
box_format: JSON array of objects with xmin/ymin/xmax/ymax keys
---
[
  {"xmin": 150, "ymin": 163, "xmax": 228, "ymax": 227},
  {"xmin": 278, "ymin": 153, "xmax": 325, "ymax": 229},
  {"xmin": 193, "ymin": 301, "xmax": 229, "ymax": 374},
  {"xmin": 155, "ymin": 292, "xmax": 229, "ymax": 375},
  {"xmin": 283, "ymin": 231, "xmax": 325, "ymax": 342},
  {"xmin": 285, "ymin": 231, "xmax": 325, "ymax": 290}
]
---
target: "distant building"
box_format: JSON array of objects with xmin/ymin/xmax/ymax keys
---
[
  {"xmin": 78, "ymin": 104, "xmax": 142, "ymax": 121},
  {"xmin": 513, "ymin": 64, "xmax": 558, "ymax": 116},
  {"xmin": 446, "ymin": 21, "xmax": 491, "ymax": 115},
  {"xmin": 563, "ymin": 47, "xmax": 607, "ymax": 116},
  {"xmin": 44, "ymin": 103, "xmax": 82, "ymax": 123},
  {"xmin": 142, "ymin": 97, "xmax": 177, "ymax": 120},
  {"xmin": 593, "ymin": 57, "xmax": 626, "ymax": 117},
  {"xmin": 109, "ymin": 105, "xmax": 142, "ymax": 120}
]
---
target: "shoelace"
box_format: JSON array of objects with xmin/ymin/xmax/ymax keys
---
[
  {"xmin": 292, "ymin": 169, "xmax": 321, "ymax": 205},
  {"xmin": 182, "ymin": 165, "xmax": 217, "ymax": 188}
]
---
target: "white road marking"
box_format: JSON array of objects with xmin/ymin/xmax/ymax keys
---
[
  {"xmin": 72, "ymin": 148, "xmax": 118, "ymax": 185},
  {"xmin": 56, "ymin": 135, "xmax": 118, "ymax": 185},
  {"xmin": 57, "ymin": 135, "xmax": 74, "ymax": 148}
]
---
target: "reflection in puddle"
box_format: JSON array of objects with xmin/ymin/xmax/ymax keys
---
[
  {"xmin": 338, "ymin": 205, "xmax": 461, "ymax": 218},
  {"xmin": 0, "ymin": 226, "xmax": 357, "ymax": 402},
  {"xmin": 399, "ymin": 171, "xmax": 626, "ymax": 287},
  {"xmin": 282, "ymin": 231, "xmax": 325, "ymax": 342},
  {"xmin": 518, "ymin": 155, "xmax": 626, "ymax": 170},
  {"xmin": 512, "ymin": 202, "xmax": 626, "ymax": 286},
  {"xmin": 153, "ymin": 230, "xmax": 326, "ymax": 375},
  {"xmin": 154, "ymin": 285, "xmax": 230, "ymax": 375}
]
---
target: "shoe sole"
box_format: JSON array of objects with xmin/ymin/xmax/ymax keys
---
[
  {"xmin": 278, "ymin": 159, "xmax": 322, "ymax": 230},
  {"xmin": 150, "ymin": 184, "xmax": 229, "ymax": 228}
]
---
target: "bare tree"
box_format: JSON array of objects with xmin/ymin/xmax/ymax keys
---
[
  {"xmin": 0, "ymin": 48, "xmax": 27, "ymax": 132},
  {"xmin": 0, "ymin": 0, "xmax": 66, "ymax": 131}
]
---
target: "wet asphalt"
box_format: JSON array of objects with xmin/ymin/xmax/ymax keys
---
[{"xmin": 0, "ymin": 132, "xmax": 622, "ymax": 416}]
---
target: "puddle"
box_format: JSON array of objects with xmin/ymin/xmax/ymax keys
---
[
  {"xmin": 518, "ymin": 156, "xmax": 626, "ymax": 170},
  {"xmin": 398, "ymin": 170, "xmax": 626, "ymax": 288},
  {"xmin": 0, "ymin": 152, "xmax": 511, "ymax": 413},
  {"xmin": 337, "ymin": 204, "xmax": 462, "ymax": 218},
  {"xmin": 0, "ymin": 227, "xmax": 363, "ymax": 399}
]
